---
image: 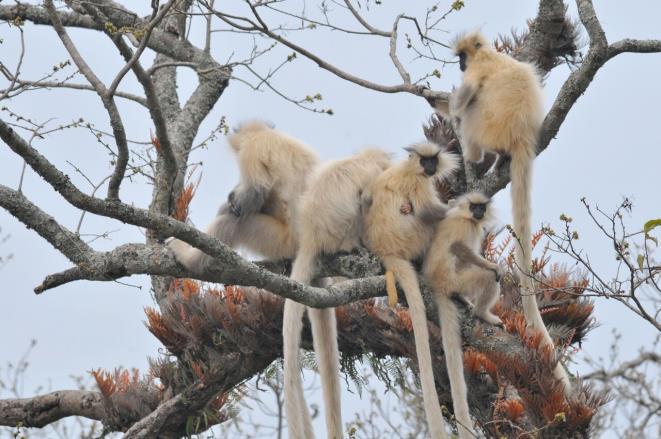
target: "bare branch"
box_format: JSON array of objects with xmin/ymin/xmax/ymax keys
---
[
  {"xmin": 1, "ymin": 79, "xmax": 148, "ymax": 105},
  {"xmin": 0, "ymin": 185, "xmax": 92, "ymax": 264},
  {"xmin": 106, "ymin": 0, "xmax": 176, "ymax": 97},
  {"xmin": 0, "ymin": 390, "xmax": 104, "ymax": 428},
  {"xmin": 44, "ymin": 0, "xmax": 129, "ymax": 200},
  {"xmin": 583, "ymin": 351, "xmax": 660, "ymax": 381},
  {"xmin": 608, "ymin": 38, "xmax": 661, "ymax": 57},
  {"xmin": 343, "ymin": 0, "xmax": 389, "ymax": 36},
  {"xmin": 81, "ymin": 2, "xmax": 178, "ymax": 215},
  {"xmin": 389, "ymin": 15, "xmax": 411, "ymax": 84}
]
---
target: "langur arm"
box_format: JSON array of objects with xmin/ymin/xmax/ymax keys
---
[
  {"xmin": 359, "ymin": 189, "xmax": 373, "ymax": 216},
  {"xmin": 450, "ymin": 83, "xmax": 478, "ymax": 116},
  {"xmin": 434, "ymin": 100, "xmax": 450, "ymax": 117},
  {"xmin": 417, "ymin": 202, "xmax": 448, "ymax": 224},
  {"xmin": 227, "ymin": 183, "xmax": 269, "ymax": 217},
  {"xmin": 450, "ymin": 241, "xmax": 501, "ymax": 281}
]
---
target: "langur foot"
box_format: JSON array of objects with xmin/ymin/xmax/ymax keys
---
[
  {"xmin": 494, "ymin": 154, "xmax": 512, "ymax": 173},
  {"xmin": 476, "ymin": 312, "xmax": 503, "ymax": 327}
]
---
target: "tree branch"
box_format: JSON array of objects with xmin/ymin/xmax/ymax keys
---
[
  {"xmin": 0, "ymin": 185, "xmax": 92, "ymax": 264},
  {"xmin": 0, "ymin": 390, "xmax": 104, "ymax": 428},
  {"xmin": 44, "ymin": 0, "xmax": 129, "ymax": 200},
  {"xmin": 0, "ymin": 290, "xmax": 561, "ymax": 435}
]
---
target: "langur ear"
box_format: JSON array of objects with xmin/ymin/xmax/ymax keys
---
[
  {"xmin": 403, "ymin": 146, "xmax": 416, "ymax": 154},
  {"xmin": 448, "ymin": 198, "xmax": 459, "ymax": 208},
  {"xmin": 474, "ymin": 41, "xmax": 482, "ymax": 49}
]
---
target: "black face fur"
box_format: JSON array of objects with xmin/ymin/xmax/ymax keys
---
[
  {"xmin": 458, "ymin": 52, "xmax": 467, "ymax": 72},
  {"xmin": 419, "ymin": 154, "xmax": 439, "ymax": 176},
  {"xmin": 469, "ymin": 202, "xmax": 487, "ymax": 220}
]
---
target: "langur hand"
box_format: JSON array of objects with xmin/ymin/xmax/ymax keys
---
[
  {"xmin": 491, "ymin": 264, "xmax": 503, "ymax": 282},
  {"xmin": 400, "ymin": 201, "xmax": 413, "ymax": 215},
  {"xmin": 227, "ymin": 191, "xmax": 241, "ymax": 216}
]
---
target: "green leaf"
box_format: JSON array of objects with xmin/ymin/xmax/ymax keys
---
[
  {"xmin": 643, "ymin": 219, "xmax": 661, "ymax": 234},
  {"xmin": 637, "ymin": 254, "xmax": 645, "ymax": 270}
]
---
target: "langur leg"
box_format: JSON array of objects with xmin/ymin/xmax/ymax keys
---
[
  {"xmin": 494, "ymin": 153, "xmax": 512, "ymax": 173},
  {"xmin": 233, "ymin": 214, "xmax": 297, "ymax": 260},
  {"xmin": 475, "ymin": 152, "xmax": 498, "ymax": 176},
  {"xmin": 459, "ymin": 268, "xmax": 502, "ymax": 325},
  {"xmin": 462, "ymin": 138, "xmax": 484, "ymax": 163},
  {"xmin": 283, "ymin": 300, "xmax": 314, "ymax": 439},
  {"xmin": 308, "ymin": 306, "xmax": 343, "ymax": 439}
]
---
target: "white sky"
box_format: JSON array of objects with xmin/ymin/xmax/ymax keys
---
[{"xmin": 0, "ymin": 1, "xmax": 659, "ymax": 437}]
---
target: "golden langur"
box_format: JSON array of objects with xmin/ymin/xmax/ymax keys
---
[
  {"xmin": 169, "ymin": 121, "xmax": 318, "ymax": 268},
  {"xmin": 447, "ymin": 32, "xmax": 571, "ymax": 389},
  {"xmin": 284, "ymin": 149, "xmax": 391, "ymax": 439},
  {"xmin": 363, "ymin": 142, "xmax": 459, "ymax": 439},
  {"xmin": 422, "ymin": 192, "xmax": 501, "ymax": 439}
]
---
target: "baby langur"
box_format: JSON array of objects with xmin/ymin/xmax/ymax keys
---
[
  {"xmin": 443, "ymin": 31, "xmax": 571, "ymax": 390},
  {"xmin": 169, "ymin": 121, "xmax": 318, "ymax": 268},
  {"xmin": 423, "ymin": 192, "xmax": 501, "ymax": 439},
  {"xmin": 363, "ymin": 143, "xmax": 459, "ymax": 439},
  {"xmin": 284, "ymin": 149, "xmax": 391, "ymax": 439}
]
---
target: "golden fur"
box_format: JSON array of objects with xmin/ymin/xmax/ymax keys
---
[
  {"xmin": 284, "ymin": 148, "xmax": 391, "ymax": 439},
  {"xmin": 363, "ymin": 143, "xmax": 459, "ymax": 439},
  {"xmin": 448, "ymin": 32, "xmax": 571, "ymax": 391},
  {"xmin": 169, "ymin": 121, "xmax": 318, "ymax": 269},
  {"xmin": 422, "ymin": 193, "xmax": 501, "ymax": 439}
]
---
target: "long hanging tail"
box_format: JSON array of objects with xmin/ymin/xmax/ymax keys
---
[
  {"xmin": 436, "ymin": 294, "xmax": 473, "ymax": 439},
  {"xmin": 284, "ymin": 246, "xmax": 316, "ymax": 439},
  {"xmin": 284, "ymin": 245, "xmax": 343, "ymax": 438},
  {"xmin": 308, "ymin": 302, "xmax": 343, "ymax": 438},
  {"xmin": 510, "ymin": 148, "xmax": 571, "ymax": 391},
  {"xmin": 283, "ymin": 299, "xmax": 312, "ymax": 439},
  {"xmin": 382, "ymin": 256, "xmax": 449, "ymax": 439}
]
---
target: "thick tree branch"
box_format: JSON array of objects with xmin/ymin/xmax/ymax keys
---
[
  {"xmin": 0, "ymin": 1, "xmax": 215, "ymax": 66},
  {"xmin": 0, "ymin": 390, "xmax": 104, "ymax": 428},
  {"xmin": 0, "ymin": 118, "xmax": 389, "ymax": 307},
  {"xmin": 80, "ymin": 1, "xmax": 178, "ymax": 215},
  {"xmin": 0, "ymin": 185, "xmax": 92, "ymax": 264},
  {"xmin": 0, "ymin": 291, "xmax": 555, "ymax": 435}
]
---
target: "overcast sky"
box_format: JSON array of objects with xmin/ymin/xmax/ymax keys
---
[{"xmin": 1, "ymin": 1, "xmax": 659, "ymax": 437}]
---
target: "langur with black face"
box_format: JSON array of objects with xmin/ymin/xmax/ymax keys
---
[
  {"xmin": 442, "ymin": 31, "xmax": 571, "ymax": 390},
  {"xmin": 363, "ymin": 143, "xmax": 459, "ymax": 439},
  {"xmin": 423, "ymin": 192, "xmax": 502, "ymax": 439},
  {"xmin": 284, "ymin": 149, "xmax": 391, "ymax": 439},
  {"xmin": 169, "ymin": 121, "xmax": 318, "ymax": 268}
]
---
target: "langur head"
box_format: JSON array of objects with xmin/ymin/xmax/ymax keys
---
[
  {"xmin": 358, "ymin": 148, "xmax": 392, "ymax": 171},
  {"xmin": 453, "ymin": 31, "xmax": 489, "ymax": 71},
  {"xmin": 450, "ymin": 192, "xmax": 493, "ymax": 223},
  {"xmin": 403, "ymin": 142, "xmax": 459, "ymax": 178}
]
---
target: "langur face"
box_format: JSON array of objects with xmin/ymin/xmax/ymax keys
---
[
  {"xmin": 419, "ymin": 154, "xmax": 439, "ymax": 176},
  {"xmin": 469, "ymin": 202, "xmax": 487, "ymax": 220}
]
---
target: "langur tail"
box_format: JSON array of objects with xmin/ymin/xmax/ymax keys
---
[
  {"xmin": 381, "ymin": 256, "xmax": 449, "ymax": 439},
  {"xmin": 308, "ymin": 290, "xmax": 343, "ymax": 438},
  {"xmin": 511, "ymin": 147, "xmax": 571, "ymax": 392},
  {"xmin": 436, "ymin": 294, "xmax": 473, "ymax": 439},
  {"xmin": 285, "ymin": 244, "xmax": 343, "ymax": 438},
  {"xmin": 283, "ymin": 244, "xmax": 317, "ymax": 438}
]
